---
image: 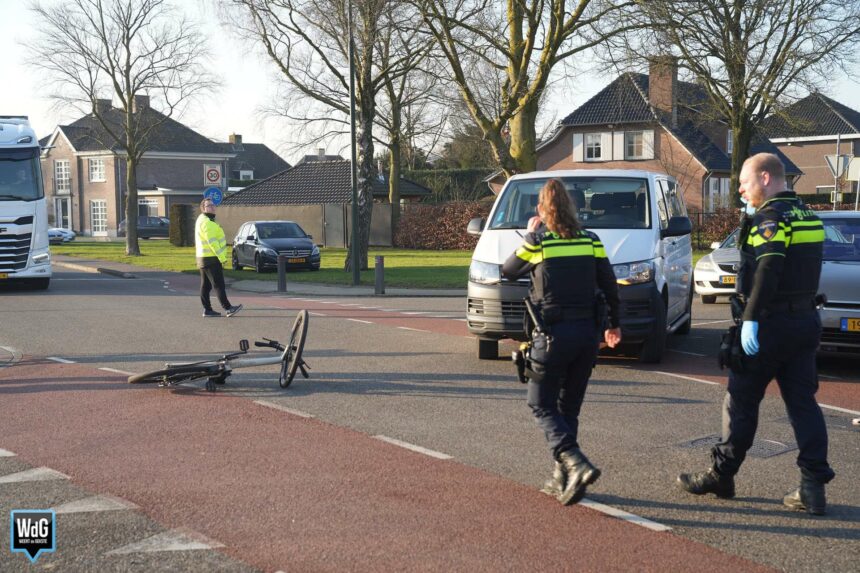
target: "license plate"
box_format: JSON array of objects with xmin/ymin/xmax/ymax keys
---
[
  {"xmin": 841, "ymin": 318, "xmax": 860, "ymax": 332},
  {"xmin": 720, "ymin": 275, "xmax": 736, "ymax": 285},
  {"xmin": 287, "ymin": 258, "xmax": 305, "ymax": 264},
  {"xmin": 0, "ymin": 273, "xmax": 7, "ymax": 279}
]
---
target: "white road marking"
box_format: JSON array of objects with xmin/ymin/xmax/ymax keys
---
[
  {"xmin": 0, "ymin": 345, "xmax": 22, "ymax": 367},
  {"xmin": 318, "ymin": 301, "xmax": 336, "ymax": 304},
  {"xmin": 254, "ymin": 400, "xmax": 314, "ymax": 418},
  {"xmin": 374, "ymin": 435, "xmax": 452, "ymax": 460},
  {"xmin": 668, "ymin": 349, "xmax": 706, "ymax": 357},
  {"xmin": 819, "ymin": 403, "xmax": 860, "ymax": 416},
  {"xmin": 455, "ymin": 318, "xmax": 468, "ymax": 322},
  {"xmin": 98, "ymin": 367, "xmax": 136, "ymax": 376},
  {"xmin": 348, "ymin": 319, "xmax": 373, "ymax": 324},
  {"xmin": 54, "ymin": 495, "xmax": 138, "ymax": 514},
  {"xmin": 46, "ymin": 356, "xmax": 76, "ymax": 364},
  {"xmin": 309, "ymin": 312, "xmax": 328, "ymax": 317},
  {"xmin": 692, "ymin": 319, "xmax": 732, "ymax": 326},
  {"xmin": 358, "ymin": 306, "xmax": 379, "ymax": 309},
  {"xmin": 106, "ymin": 527, "xmax": 224, "ymax": 555},
  {"xmin": 654, "ymin": 371, "xmax": 720, "ymax": 386},
  {"xmin": 579, "ymin": 498, "xmax": 672, "ymax": 532},
  {"xmin": 340, "ymin": 303, "xmax": 363, "ymax": 306},
  {"xmin": 0, "ymin": 467, "xmax": 69, "ymax": 484},
  {"xmin": 397, "ymin": 327, "xmax": 429, "ymax": 333},
  {"xmin": 0, "ymin": 449, "xmax": 16, "ymax": 457},
  {"xmin": 819, "ymin": 374, "xmax": 843, "ymax": 380},
  {"xmin": 402, "ymin": 311, "xmax": 430, "ymax": 315},
  {"xmin": 379, "ymin": 308, "xmax": 398, "ymax": 312}
]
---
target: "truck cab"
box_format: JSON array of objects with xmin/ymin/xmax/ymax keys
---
[
  {"xmin": 466, "ymin": 169, "xmax": 693, "ymax": 363},
  {"xmin": 0, "ymin": 116, "xmax": 51, "ymax": 289}
]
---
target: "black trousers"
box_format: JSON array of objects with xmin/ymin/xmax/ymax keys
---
[
  {"xmin": 711, "ymin": 310, "xmax": 835, "ymax": 484},
  {"xmin": 526, "ymin": 319, "xmax": 598, "ymax": 460},
  {"xmin": 199, "ymin": 260, "xmax": 232, "ymax": 311}
]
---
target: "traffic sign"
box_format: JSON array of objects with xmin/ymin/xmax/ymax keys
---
[
  {"xmin": 203, "ymin": 186, "xmax": 223, "ymax": 206},
  {"xmin": 824, "ymin": 154, "xmax": 851, "ymax": 178},
  {"xmin": 204, "ymin": 164, "xmax": 222, "ymax": 186},
  {"xmin": 846, "ymin": 157, "xmax": 860, "ymax": 182}
]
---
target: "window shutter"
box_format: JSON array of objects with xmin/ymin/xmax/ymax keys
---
[
  {"xmin": 613, "ymin": 132, "xmax": 625, "ymax": 160},
  {"xmin": 572, "ymin": 133, "xmax": 584, "ymax": 162},
  {"xmin": 642, "ymin": 130, "xmax": 655, "ymax": 159},
  {"xmin": 602, "ymin": 132, "xmax": 613, "ymax": 160}
]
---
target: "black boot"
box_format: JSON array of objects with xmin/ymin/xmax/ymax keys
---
[
  {"xmin": 557, "ymin": 449, "xmax": 600, "ymax": 506},
  {"xmin": 783, "ymin": 480, "xmax": 826, "ymax": 516},
  {"xmin": 539, "ymin": 461, "xmax": 566, "ymax": 497},
  {"xmin": 677, "ymin": 468, "xmax": 735, "ymax": 499}
]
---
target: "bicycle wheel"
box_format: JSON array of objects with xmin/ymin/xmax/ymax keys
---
[
  {"xmin": 279, "ymin": 310, "xmax": 309, "ymax": 388},
  {"xmin": 128, "ymin": 363, "xmax": 221, "ymax": 385}
]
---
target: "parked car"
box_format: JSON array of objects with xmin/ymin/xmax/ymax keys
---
[
  {"xmin": 232, "ymin": 220, "xmax": 321, "ymax": 272},
  {"xmin": 48, "ymin": 227, "xmax": 76, "ymax": 244},
  {"xmin": 694, "ymin": 228, "xmax": 740, "ymax": 304},
  {"xmin": 817, "ymin": 211, "xmax": 860, "ymax": 357},
  {"xmin": 118, "ymin": 216, "xmax": 170, "ymax": 238},
  {"xmin": 466, "ymin": 169, "xmax": 693, "ymax": 363}
]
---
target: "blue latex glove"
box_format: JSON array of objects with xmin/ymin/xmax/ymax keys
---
[{"xmin": 741, "ymin": 321, "xmax": 759, "ymax": 356}]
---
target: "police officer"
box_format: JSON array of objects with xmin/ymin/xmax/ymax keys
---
[
  {"xmin": 678, "ymin": 153, "xmax": 834, "ymax": 515},
  {"xmin": 196, "ymin": 198, "xmax": 242, "ymax": 318},
  {"xmin": 502, "ymin": 178, "xmax": 622, "ymax": 506}
]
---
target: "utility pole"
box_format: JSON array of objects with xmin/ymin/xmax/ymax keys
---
[{"xmin": 348, "ymin": 0, "xmax": 360, "ymax": 285}]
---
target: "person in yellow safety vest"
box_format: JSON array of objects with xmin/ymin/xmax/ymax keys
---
[{"xmin": 196, "ymin": 198, "xmax": 242, "ymax": 318}]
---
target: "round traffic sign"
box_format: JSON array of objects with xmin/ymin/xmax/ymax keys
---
[
  {"xmin": 204, "ymin": 186, "xmax": 223, "ymax": 206},
  {"xmin": 206, "ymin": 167, "xmax": 221, "ymax": 183}
]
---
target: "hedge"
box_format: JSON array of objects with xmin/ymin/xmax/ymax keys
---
[
  {"xmin": 403, "ymin": 168, "xmax": 495, "ymax": 203},
  {"xmin": 393, "ymin": 201, "xmax": 491, "ymax": 250}
]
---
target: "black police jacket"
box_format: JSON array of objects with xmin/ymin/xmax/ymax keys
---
[{"xmin": 501, "ymin": 227, "xmax": 620, "ymax": 328}]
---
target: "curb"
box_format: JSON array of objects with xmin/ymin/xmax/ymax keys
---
[{"xmin": 54, "ymin": 261, "xmax": 136, "ymax": 279}]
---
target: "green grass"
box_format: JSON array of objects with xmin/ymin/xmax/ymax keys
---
[
  {"xmin": 693, "ymin": 249, "xmax": 710, "ymax": 268},
  {"xmin": 52, "ymin": 240, "xmax": 472, "ymax": 289}
]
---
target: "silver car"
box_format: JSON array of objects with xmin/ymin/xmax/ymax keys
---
[
  {"xmin": 694, "ymin": 228, "xmax": 740, "ymax": 304},
  {"xmin": 817, "ymin": 211, "xmax": 860, "ymax": 357}
]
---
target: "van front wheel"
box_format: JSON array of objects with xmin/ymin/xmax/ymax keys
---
[
  {"xmin": 639, "ymin": 299, "xmax": 666, "ymax": 363},
  {"xmin": 477, "ymin": 338, "xmax": 498, "ymax": 360}
]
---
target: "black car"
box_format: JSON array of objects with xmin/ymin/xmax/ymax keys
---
[
  {"xmin": 232, "ymin": 220, "xmax": 321, "ymax": 272},
  {"xmin": 118, "ymin": 216, "xmax": 170, "ymax": 238}
]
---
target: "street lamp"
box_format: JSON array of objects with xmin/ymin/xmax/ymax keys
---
[{"xmin": 348, "ymin": 0, "xmax": 360, "ymax": 285}]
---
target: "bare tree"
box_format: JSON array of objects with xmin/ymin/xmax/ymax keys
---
[
  {"xmin": 633, "ymin": 0, "xmax": 860, "ymax": 197},
  {"xmin": 29, "ymin": 0, "xmax": 215, "ymax": 255},
  {"xmin": 417, "ymin": 0, "xmax": 638, "ymax": 178}
]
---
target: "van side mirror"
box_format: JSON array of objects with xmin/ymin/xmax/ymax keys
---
[
  {"xmin": 247, "ymin": 235, "xmax": 255, "ymax": 241},
  {"xmin": 306, "ymin": 234, "xmax": 313, "ymax": 240},
  {"xmin": 467, "ymin": 217, "xmax": 484, "ymax": 236},
  {"xmin": 661, "ymin": 216, "xmax": 692, "ymax": 239}
]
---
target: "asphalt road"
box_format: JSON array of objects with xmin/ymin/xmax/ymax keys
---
[{"xmin": 0, "ymin": 266, "xmax": 857, "ymax": 572}]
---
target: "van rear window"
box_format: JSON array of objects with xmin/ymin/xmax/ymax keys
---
[{"xmin": 489, "ymin": 177, "xmax": 651, "ymax": 230}]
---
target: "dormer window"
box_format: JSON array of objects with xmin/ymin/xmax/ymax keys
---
[{"xmin": 585, "ymin": 133, "xmax": 603, "ymax": 161}]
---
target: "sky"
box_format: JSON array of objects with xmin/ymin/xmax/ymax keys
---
[{"xmin": 2, "ymin": 0, "xmax": 859, "ymax": 166}]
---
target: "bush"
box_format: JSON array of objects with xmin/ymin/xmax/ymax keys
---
[
  {"xmin": 394, "ymin": 201, "xmax": 491, "ymax": 250},
  {"xmin": 169, "ymin": 203, "xmax": 195, "ymax": 247},
  {"xmin": 691, "ymin": 208, "xmax": 742, "ymax": 249}
]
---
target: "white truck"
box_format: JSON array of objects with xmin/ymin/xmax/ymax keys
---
[{"xmin": 0, "ymin": 116, "xmax": 51, "ymax": 289}]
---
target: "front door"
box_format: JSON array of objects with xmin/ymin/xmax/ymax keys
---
[{"xmin": 54, "ymin": 197, "xmax": 71, "ymax": 230}]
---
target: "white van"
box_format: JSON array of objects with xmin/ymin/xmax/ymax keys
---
[{"xmin": 466, "ymin": 169, "xmax": 693, "ymax": 363}]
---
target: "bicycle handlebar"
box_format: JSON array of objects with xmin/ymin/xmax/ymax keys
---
[{"xmin": 255, "ymin": 339, "xmax": 285, "ymax": 351}]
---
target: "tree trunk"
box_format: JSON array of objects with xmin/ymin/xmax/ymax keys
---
[
  {"xmin": 508, "ymin": 99, "xmax": 539, "ymax": 174},
  {"xmin": 344, "ymin": 84, "xmax": 375, "ymax": 273},
  {"xmin": 125, "ymin": 156, "xmax": 141, "ymax": 256},
  {"xmin": 388, "ymin": 135, "xmax": 401, "ymax": 239},
  {"xmin": 729, "ymin": 123, "xmax": 754, "ymax": 207}
]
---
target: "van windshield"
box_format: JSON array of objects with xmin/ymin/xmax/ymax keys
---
[
  {"xmin": 0, "ymin": 148, "xmax": 43, "ymax": 201},
  {"xmin": 489, "ymin": 176, "xmax": 651, "ymax": 230}
]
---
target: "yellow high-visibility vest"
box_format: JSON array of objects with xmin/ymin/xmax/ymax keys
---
[{"xmin": 195, "ymin": 214, "xmax": 227, "ymax": 264}]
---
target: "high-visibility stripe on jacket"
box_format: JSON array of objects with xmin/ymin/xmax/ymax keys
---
[{"xmin": 195, "ymin": 214, "xmax": 227, "ymax": 264}]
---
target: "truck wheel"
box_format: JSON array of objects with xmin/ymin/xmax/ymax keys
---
[
  {"xmin": 232, "ymin": 252, "xmax": 242, "ymax": 270},
  {"xmin": 701, "ymin": 294, "xmax": 717, "ymax": 304},
  {"xmin": 639, "ymin": 298, "xmax": 666, "ymax": 363},
  {"xmin": 477, "ymin": 338, "xmax": 498, "ymax": 360}
]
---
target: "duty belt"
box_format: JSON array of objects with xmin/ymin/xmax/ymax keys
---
[
  {"xmin": 763, "ymin": 298, "xmax": 816, "ymax": 315},
  {"xmin": 543, "ymin": 307, "xmax": 594, "ymax": 324}
]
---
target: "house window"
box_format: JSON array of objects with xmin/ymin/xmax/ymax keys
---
[
  {"xmin": 55, "ymin": 160, "xmax": 70, "ymax": 194},
  {"xmin": 138, "ymin": 198, "xmax": 158, "ymax": 217},
  {"xmin": 625, "ymin": 132, "xmax": 644, "ymax": 159},
  {"xmin": 90, "ymin": 199, "xmax": 107, "ymax": 235},
  {"xmin": 585, "ymin": 133, "xmax": 602, "ymax": 161},
  {"xmin": 239, "ymin": 170, "xmax": 254, "ymax": 181},
  {"xmin": 727, "ymin": 130, "xmax": 733, "ymax": 155},
  {"xmin": 89, "ymin": 158, "xmax": 106, "ymax": 182}
]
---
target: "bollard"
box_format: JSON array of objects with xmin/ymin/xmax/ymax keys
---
[
  {"xmin": 277, "ymin": 255, "xmax": 287, "ymax": 292},
  {"xmin": 374, "ymin": 255, "xmax": 385, "ymax": 295}
]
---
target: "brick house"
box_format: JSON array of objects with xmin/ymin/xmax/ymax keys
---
[
  {"xmin": 221, "ymin": 133, "xmax": 291, "ymax": 182},
  {"xmin": 39, "ymin": 97, "xmax": 284, "ymax": 237},
  {"xmin": 488, "ymin": 59, "xmax": 799, "ymax": 213},
  {"xmin": 761, "ymin": 93, "xmax": 860, "ymax": 198}
]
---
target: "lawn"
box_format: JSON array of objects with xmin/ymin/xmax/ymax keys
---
[{"xmin": 52, "ymin": 240, "xmax": 472, "ymax": 289}]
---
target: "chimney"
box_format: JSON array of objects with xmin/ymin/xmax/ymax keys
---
[
  {"xmin": 93, "ymin": 99, "xmax": 112, "ymax": 114},
  {"xmin": 132, "ymin": 95, "xmax": 150, "ymax": 113},
  {"xmin": 317, "ymin": 147, "xmax": 325, "ymax": 160},
  {"xmin": 229, "ymin": 133, "xmax": 242, "ymax": 145},
  {"xmin": 649, "ymin": 56, "xmax": 677, "ymax": 127}
]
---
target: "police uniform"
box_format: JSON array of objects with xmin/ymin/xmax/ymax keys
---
[
  {"xmin": 713, "ymin": 191, "xmax": 834, "ymax": 485},
  {"xmin": 195, "ymin": 212, "xmax": 234, "ymax": 313},
  {"xmin": 502, "ymin": 227, "xmax": 620, "ymax": 466}
]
